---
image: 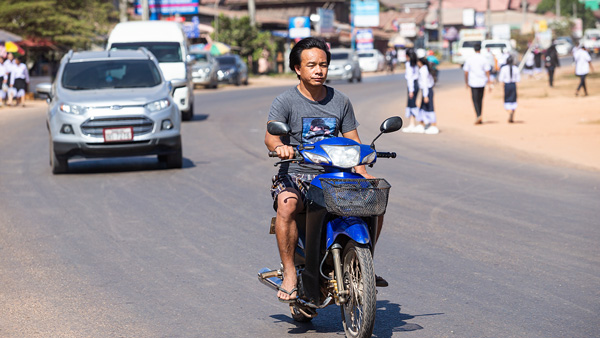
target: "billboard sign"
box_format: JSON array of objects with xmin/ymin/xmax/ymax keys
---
[
  {"xmin": 352, "ymin": 0, "xmax": 379, "ymax": 27},
  {"xmin": 356, "ymin": 29, "xmax": 374, "ymax": 50},
  {"xmin": 318, "ymin": 8, "xmax": 335, "ymax": 34},
  {"xmin": 289, "ymin": 16, "xmax": 311, "ymax": 39},
  {"xmin": 135, "ymin": 0, "xmax": 199, "ymax": 16}
]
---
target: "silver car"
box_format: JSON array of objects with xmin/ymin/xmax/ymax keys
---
[
  {"xmin": 189, "ymin": 49, "xmax": 219, "ymax": 89},
  {"xmin": 327, "ymin": 48, "xmax": 362, "ymax": 83},
  {"xmin": 36, "ymin": 49, "xmax": 184, "ymax": 174}
]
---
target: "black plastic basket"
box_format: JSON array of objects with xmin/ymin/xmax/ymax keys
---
[{"xmin": 320, "ymin": 178, "xmax": 391, "ymax": 217}]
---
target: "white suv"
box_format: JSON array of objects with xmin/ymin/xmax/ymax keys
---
[{"xmin": 36, "ymin": 49, "xmax": 184, "ymax": 174}]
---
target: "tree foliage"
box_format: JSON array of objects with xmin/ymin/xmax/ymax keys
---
[
  {"xmin": 213, "ymin": 15, "xmax": 276, "ymax": 66},
  {"xmin": 536, "ymin": 0, "xmax": 598, "ymax": 29},
  {"xmin": 0, "ymin": 0, "xmax": 118, "ymax": 49}
]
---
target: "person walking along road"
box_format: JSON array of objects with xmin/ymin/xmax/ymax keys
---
[
  {"xmin": 545, "ymin": 43, "xmax": 560, "ymax": 87},
  {"xmin": 498, "ymin": 56, "xmax": 520, "ymax": 123},
  {"xmin": 574, "ymin": 46, "xmax": 594, "ymax": 97},
  {"xmin": 463, "ymin": 43, "xmax": 491, "ymax": 125},
  {"xmin": 402, "ymin": 49, "xmax": 420, "ymax": 132}
]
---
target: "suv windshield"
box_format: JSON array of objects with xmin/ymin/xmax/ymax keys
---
[
  {"xmin": 62, "ymin": 60, "xmax": 162, "ymax": 90},
  {"xmin": 331, "ymin": 53, "xmax": 350, "ymax": 60},
  {"xmin": 109, "ymin": 42, "xmax": 182, "ymax": 63}
]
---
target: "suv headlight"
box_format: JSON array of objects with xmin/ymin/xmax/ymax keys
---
[
  {"xmin": 145, "ymin": 98, "xmax": 170, "ymax": 112},
  {"xmin": 60, "ymin": 103, "xmax": 87, "ymax": 115},
  {"xmin": 321, "ymin": 145, "xmax": 360, "ymax": 168},
  {"xmin": 344, "ymin": 64, "xmax": 353, "ymax": 70}
]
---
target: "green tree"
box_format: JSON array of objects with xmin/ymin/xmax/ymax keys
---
[
  {"xmin": 0, "ymin": 0, "xmax": 118, "ymax": 50},
  {"xmin": 213, "ymin": 14, "xmax": 275, "ymax": 70},
  {"xmin": 536, "ymin": 0, "xmax": 598, "ymax": 29}
]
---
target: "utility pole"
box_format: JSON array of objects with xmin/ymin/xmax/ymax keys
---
[
  {"xmin": 438, "ymin": 0, "xmax": 443, "ymax": 58},
  {"xmin": 141, "ymin": 0, "xmax": 149, "ymax": 21},
  {"xmin": 248, "ymin": 0, "xmax": 256, "ymax": 26},
  {"xmin": 119, "ymin": 0, "xmax": 128, "ymax": 22},
  {"xmin": 556, "ymin": 0, "xmax": 560, "ymax": 18},
  {"xmin": 214, "ymin": 0, "xmax": 219, "ymax": 41},
  {"xmin": 486, "ymin": 0, "xmax": 491, "ymax": 38}
]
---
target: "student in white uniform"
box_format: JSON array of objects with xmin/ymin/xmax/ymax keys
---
[
  {"xmin": 402, "ymin": 48, "xmax": 421, "ymax": 133},
  {"xmin": 523, "ymin": 51, "xmax": 534, "ymax": 77},
  {"xmin": 463, "ymin": 43, "xmax": 491, "ymax": 125},
  {"xmin": 0, "ymin": 56, "xmax": 6, "ymax": 106},
  {"xmin": 3, "ymin": 53, "xmax": 15, "ymax": 105},
  {"xmin": 9, "ymin": 57, "xmax": 29, "ymax": 107},
  {"xmin": 413, "ymin": 57, "xmax": 438, "ymax": 134},
  {"xmin": 574, "ymin": 46, "xmax": 594, "ymax": 97},
  {"xmin": 498, "ymin": 56, "xmax": 520, "ymax": 123}
]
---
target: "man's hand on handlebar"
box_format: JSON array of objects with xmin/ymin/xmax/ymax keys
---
[{"xmin": 275, "ymin": 145, "xmax": 296, "ymax": 159}]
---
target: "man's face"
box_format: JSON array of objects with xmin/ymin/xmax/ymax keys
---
[{"xmin": 295, "ymin": 48, "xmax": 328, "ymax": 86}]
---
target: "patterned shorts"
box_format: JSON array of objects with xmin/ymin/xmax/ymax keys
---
[{"xmin": 270, "ymin": 173, "xmax": 317, "ymax": 211}]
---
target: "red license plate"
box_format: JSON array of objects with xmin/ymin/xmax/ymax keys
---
[{"xmin": 103, "ymin": 127, "xmax": 133, "ymax": 142}]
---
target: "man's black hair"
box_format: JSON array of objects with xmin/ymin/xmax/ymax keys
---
[
  {"xmin": 474, "ymin": 43, "xmax": 482, "ymax": 52},
  {"xmin": 289, "ymin": 37, "xmax": 331, "ymax": 77}
]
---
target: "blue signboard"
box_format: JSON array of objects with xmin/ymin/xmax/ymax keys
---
[
  {"xmin": 289, "ymin": 16, "xmax": 311, "ymax": 39},
  {"xmin": 135, "ymin": 0, "xmax": 199, "ymax": 16}
]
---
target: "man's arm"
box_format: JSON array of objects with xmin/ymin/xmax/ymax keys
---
[
  {"xmin": 464, "ymin": 71, "xmax": 469, "ymax": 88},
  {"xmin": 342, "ymin": 129, "xmax": 375, "ymax": 179}
]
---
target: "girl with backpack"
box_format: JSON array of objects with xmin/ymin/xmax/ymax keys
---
[{"xmin": 498, "ymin": 56, "xmax": 520, "ymax": 123}]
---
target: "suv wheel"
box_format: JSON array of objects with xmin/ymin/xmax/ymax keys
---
[
  {"xmin": 166, "ymin": 147, "xmax": 183, "ymax": 169},
  {"xmin": 49, "ymin": 140, "xmax": 68, "ymax": 174},
  {"xmin": 182, "ymin": 102, "xmax": 194, "ymax": 121}
]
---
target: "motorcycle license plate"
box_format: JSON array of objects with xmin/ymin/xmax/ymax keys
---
[{"xmin": 103, "ymin": 127, "xmax": 133, "ymax": 142}]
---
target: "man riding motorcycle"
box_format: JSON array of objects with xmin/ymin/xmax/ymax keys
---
[{"xmin": 264, "ymin": 37, "xmax": 388, "ymax": 303}]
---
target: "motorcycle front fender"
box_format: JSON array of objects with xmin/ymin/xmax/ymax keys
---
[{"xmin": 326, "ymin": 216, "xmax": 371, "ymax": 250}]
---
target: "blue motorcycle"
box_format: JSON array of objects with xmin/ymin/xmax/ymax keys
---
[{"xmin": 258, "ymin": 116, "xmax": 403, "ymax": 338}]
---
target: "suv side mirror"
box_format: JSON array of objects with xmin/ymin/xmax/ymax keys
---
[{"xmin": 267, "ymin": 121, "xmax": 291, "ymax": 136}]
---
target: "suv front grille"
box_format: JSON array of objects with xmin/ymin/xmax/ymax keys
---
[{"xmin": 81, "ymin": 116, "xmax": 154, "ymax": 137}]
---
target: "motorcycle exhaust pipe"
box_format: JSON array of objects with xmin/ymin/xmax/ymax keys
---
[{"xmin": 258, "ymin": 268, "xmax": 283, "ymax": 291}]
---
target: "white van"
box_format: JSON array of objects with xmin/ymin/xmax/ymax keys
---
[{"xmin": 107, "ymin": 21, "xmax": 194, "ymax": 120}]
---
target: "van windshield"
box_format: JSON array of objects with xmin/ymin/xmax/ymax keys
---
[
  {"xmin": 484, "ymin": 43, "xmax": 507, "ymax": 48},
  {"xmin": 62, "ymin": 60, "xmax": 162, "ymax": 90},
  {"xmin": 110, "ymin": 42, "xmax": 182, "ymax": 63},
  {"xmin": 462, "ymin": 40, "xmax": 482, "ymax": 48}
]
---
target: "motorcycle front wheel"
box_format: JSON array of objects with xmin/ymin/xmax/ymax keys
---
[{"xmin": 340, "ymin": 241, "xmax": 376, "ymax": 338}]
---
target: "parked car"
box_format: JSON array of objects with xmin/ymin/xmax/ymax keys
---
[
  {"xmin": 106, "ymin": 21, "xmax": 195, "ymax": 121},
  {"xmin": 357, "ymin": 49, "xmax": 385, "ymax": 72},
  {"xmin": 327, "ymin": 48, "xmax": 362, "ymax": 82},
  {"xmin": 581, "ymin": 29, "xmax": 600, "ymax": 56},
  {"xmin": 215, "ymin": 54, "xmax": 248, "ymax": 85},
  {"xmin": 36, "ymin": 49, "xmax": 184, "ymax": 174},
  {"xmin": 554, "ymin": 36, "xmax": 574, "ymax": 56},
  {"xmin": 189, "ymin": 49, "xmax": 219, "ymax": 89}
]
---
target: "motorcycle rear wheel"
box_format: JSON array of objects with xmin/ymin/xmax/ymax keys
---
[{"xmin": 340, "ymin": 241, "xmax": 376, "ymax": 338}]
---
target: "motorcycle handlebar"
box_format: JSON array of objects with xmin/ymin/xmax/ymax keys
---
[
  {"xmin": 268, "ymin": 151, "xmax": 278, "ymax": 157},
  {"xmin": 376, "ymin": 152, "xmax": 396, "ymax": 159}
]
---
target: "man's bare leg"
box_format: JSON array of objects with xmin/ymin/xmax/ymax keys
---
[{"xmin": 275, "ymin": 189, "xmax": 303, "ymax": 301}]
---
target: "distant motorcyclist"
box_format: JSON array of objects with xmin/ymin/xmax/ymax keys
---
[{"xmin": 264, "ymin": 37, "xmax": 387, "ymax": 302}]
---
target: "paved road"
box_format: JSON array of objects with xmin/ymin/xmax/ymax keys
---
[{"xmin": 0, "ymin": 71, "xmax": 598, "ymax": 337}]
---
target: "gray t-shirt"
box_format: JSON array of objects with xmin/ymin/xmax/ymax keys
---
[{"xmin": 268, "ymin": 85, "xmax": 359, "ymax": 174}]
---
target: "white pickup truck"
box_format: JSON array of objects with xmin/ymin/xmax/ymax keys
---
[{"xmin": 482, "ymin": 39, "xmax": 519, "ymax": 64}]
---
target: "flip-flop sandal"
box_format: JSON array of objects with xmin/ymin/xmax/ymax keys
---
[{"xmin": 277, "ymin": 287, "xmax": 298, "ymax": 303}]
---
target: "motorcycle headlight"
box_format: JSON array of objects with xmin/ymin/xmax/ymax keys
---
[
  {"xmin": 304, "ymin": 152, "xmax": 330, "ymax": 165},
  {"xmin": 361, "ymin": 151, "xmax": 376, "ymax": 165},
  {"xmin": 145, "ymin": 98, "xmax": 170, "ymax": 112},
  {"xmin": 321, "ymin": 145, "xmax": 360, "ymax": 168},
  {"xmin": 60, "ymin": 103, "xmax": 87, "ymax": 115}
]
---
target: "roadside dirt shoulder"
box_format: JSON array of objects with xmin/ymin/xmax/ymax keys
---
[{"xmin": 436, "ymin": 61, "xmax": 600, "ymax": 172}]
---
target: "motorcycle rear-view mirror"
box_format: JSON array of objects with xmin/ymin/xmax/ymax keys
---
[
  {"xmin": 267, "ymin": 121, "xmax": 291, "ymax": 136},
  {"xmin": 371, "ymin": 116, "xmax": 403, "ymax": 149},
  {"xmin": 380, "ymin": 116, "xmax": 403, "ymax": 133}
]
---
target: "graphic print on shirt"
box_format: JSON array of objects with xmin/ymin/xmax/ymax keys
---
[{"xmin": 302, "ymin": 117, "xmax": 337, "ymax": 143}]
